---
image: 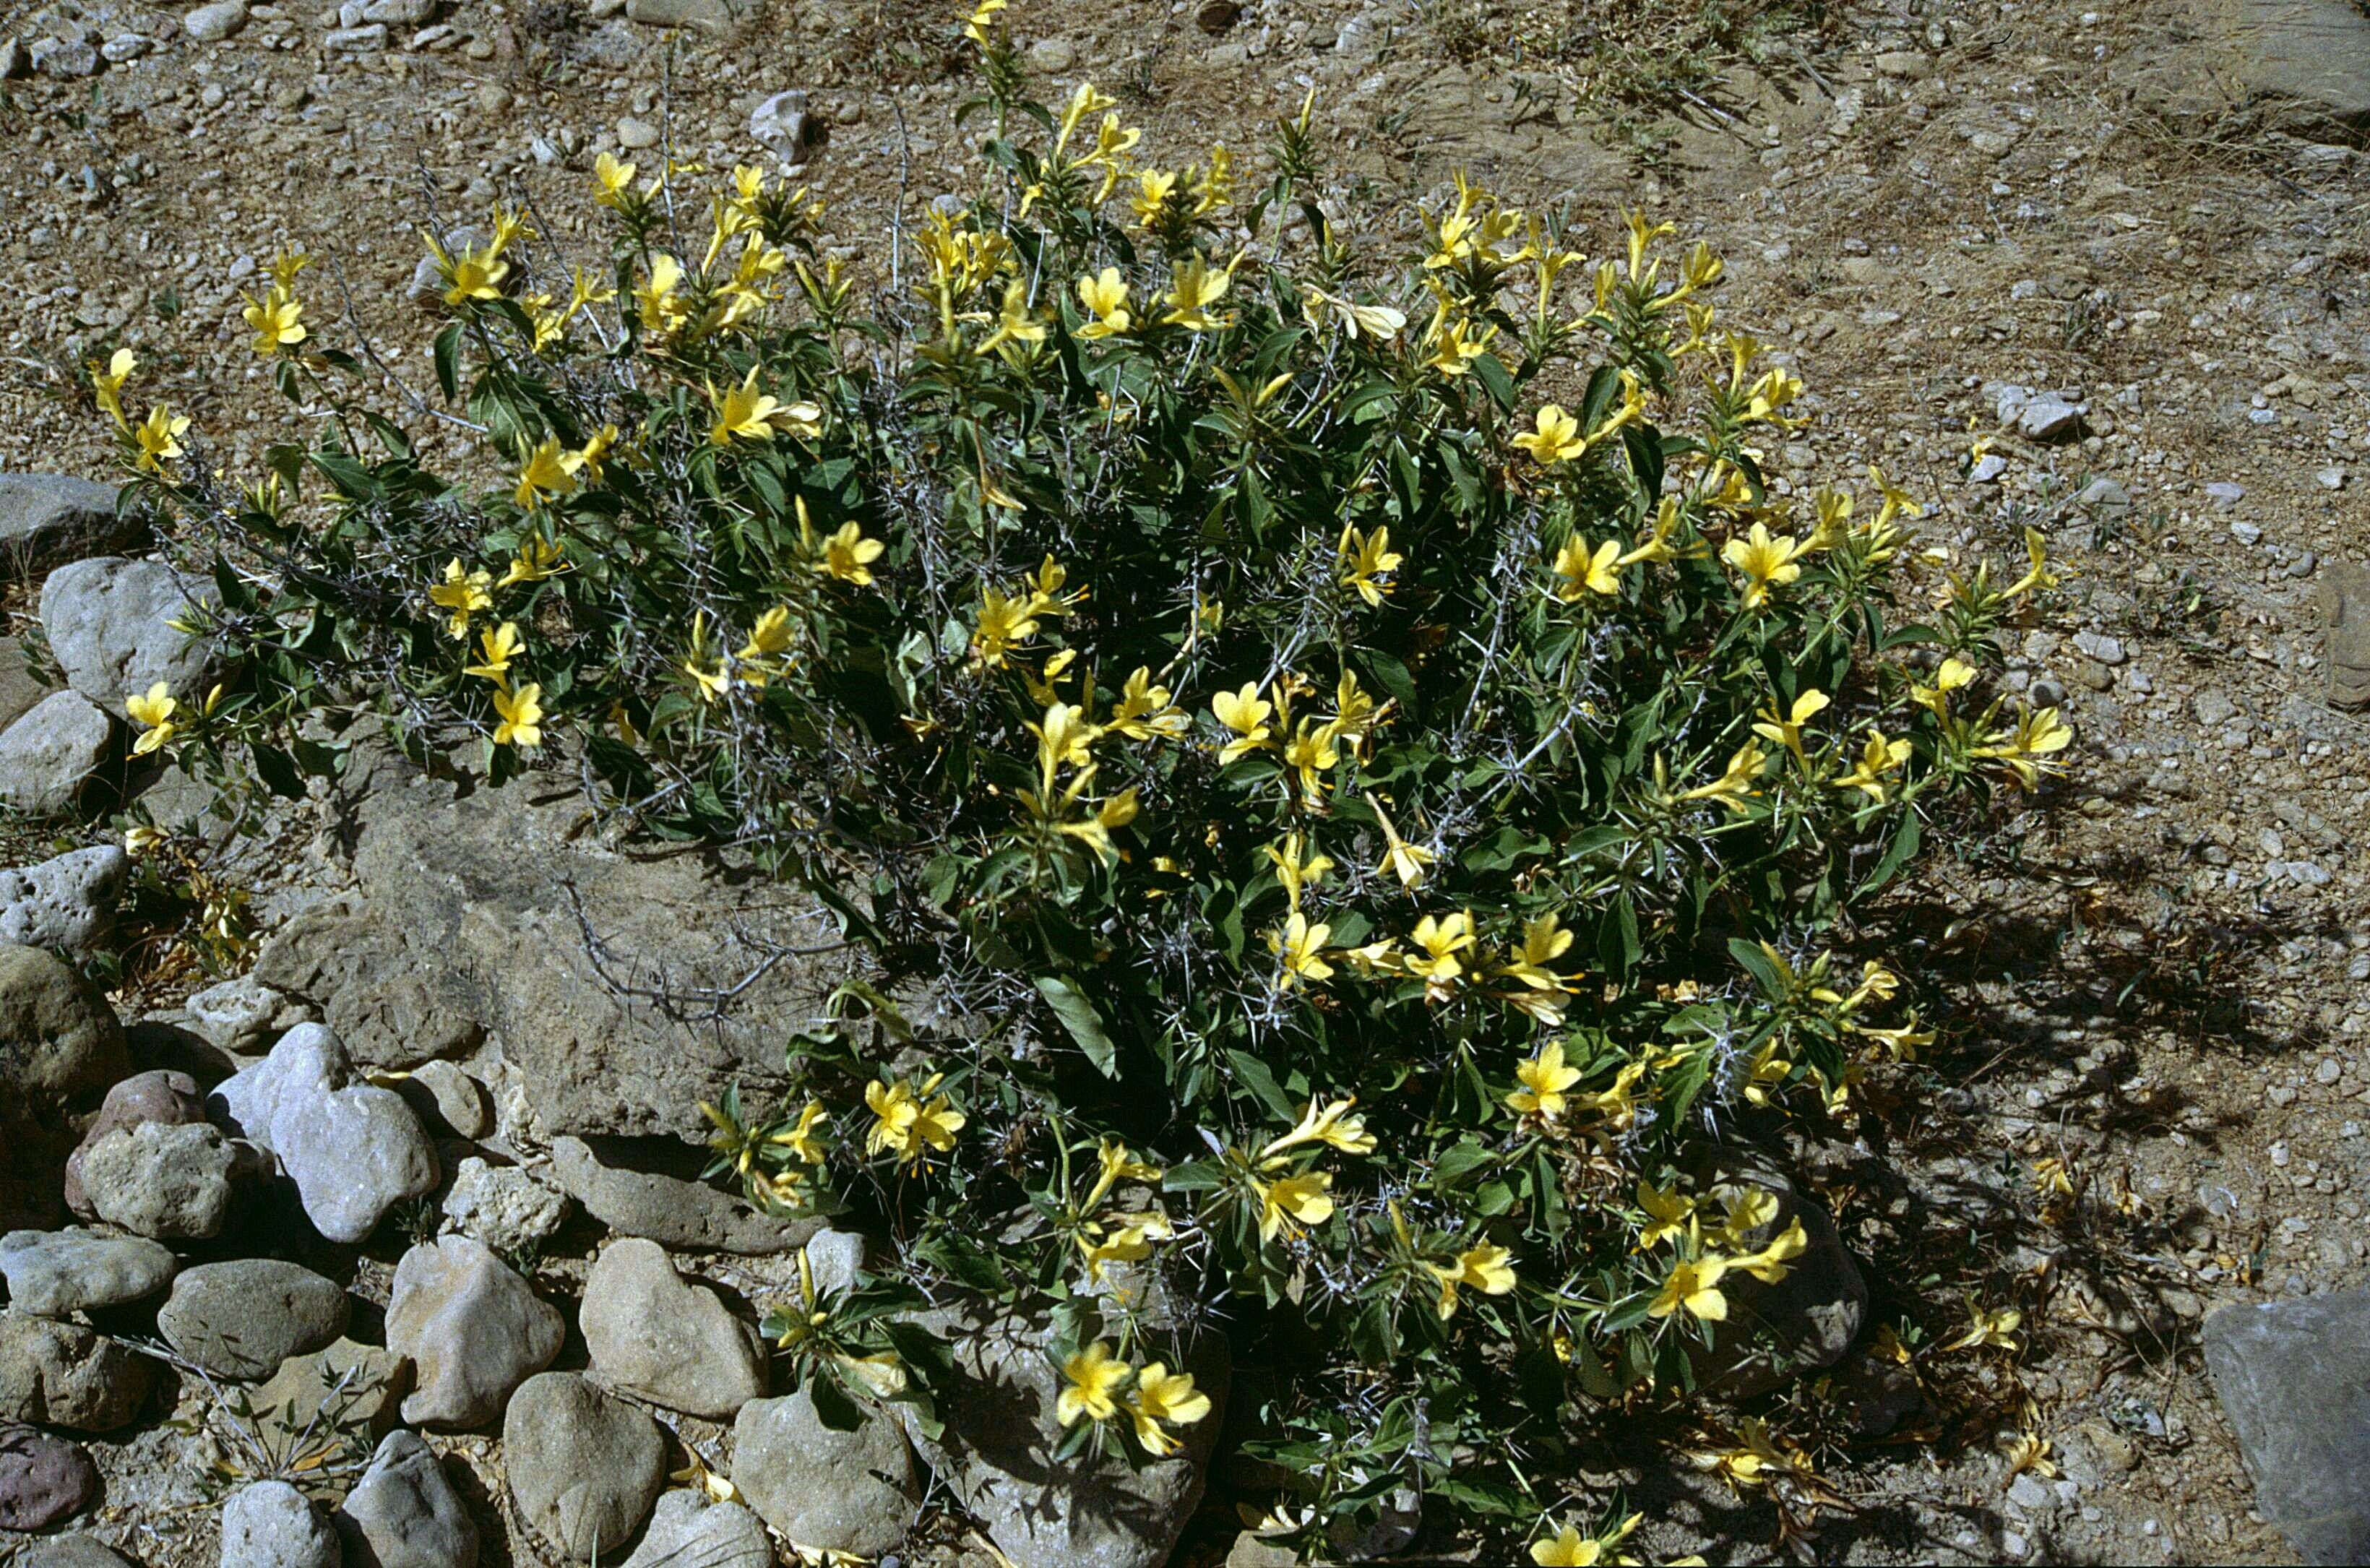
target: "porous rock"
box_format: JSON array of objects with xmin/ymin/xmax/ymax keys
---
[
  {"xmin": 222, "ymin": 1479, "xmax": 341, "ymax": 1568},
  {"xmin": 439, "ymin": 1158, "xmax": 567, "ymax": 1254},
  {"xmin": 64, "ymin": 1067, "xmax": 203, "ymax": 1218},
  {"xmin": 0, "ymin": 845, "xmax": 127, "ymax": 960},
  {"xmin": 76, "ymin": 1120, "xmax": 241, "ymax": 1239}
]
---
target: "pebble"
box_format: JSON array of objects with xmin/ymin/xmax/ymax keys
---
[
  {"xmin": 254, "ymin": 1337, "xmax": 408, "ymax": 1438},
  {"xmin": 502, "ymin": 1372, "xmax": 666, "ymax": 1560},
  {"xmin": 0, "ymin": 1228, "xmax": 176, "ymax": 1316},
  {"xmin": 1970, "ymin": 453, "xmax": 2009, "ymax": 483},
  {"xmin": 2318, "ymin": 465, "xmax": 2348, "ymax": 490},
  {"xmin": 615, "ymin": 116, "xmax": 660, "ymax": 149},
  {"xmin": 2231, "ymin": 520, "xmax": 2263, "ymax": 545},
  {"xmin": 324, "ymin": 23, "xmax": 386, "ymax": 49},
  {"xmin": 386, "ymin": 1236, "xmax": 564, "ymax": 1429},
  {"xmin": 400, "ymin": 1059, "xmax": 489, "ymax": 1140},
  {"xmin": 183, "ymin": 0, "xmax": 249, "ymax": 41},
  {"xmin": 2206, "ymin": 481, "xmax": 2246, "ymax": 507}
]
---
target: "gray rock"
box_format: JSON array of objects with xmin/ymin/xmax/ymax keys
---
[
  {"xmin": 0, "ymin": 637, "xmax": 56, "ymax": 732},
  {"xmin": 0, "ymin": 846, "xmax": 126, "ymax": 960},
  {"xmin": 186, "ymin": 975, "xmax": 309, "ymax": 1054},
  {"xmin": 2327, "ymin": 561, "xmax": 2370, "ymax": 711},
  {"xmin": 17, "ymin": 1535, "xmax": 134, "ymax": 1568},
  {"xmin": 0, "ymin": 1227, "xmax": 175, "ymax": 1314},
  {"xmin": 1684, "ymin": 1163, "xmax": 1866, "ymax": 1397},
  {"xmin": 223, "ymin": 1480, "xmax": 340, "ymax": 1568},
  {"xmin": 358, "ymin": 0, "xmax": 434, "ymax": 22},
  {"xmin": 0, "ymin": 692, "xmax": 115, "ymax": 816},
  {"xmin": 2206, "ymin": 479, "xmax": 2246, "ymax": 507},
  {"xmin": 396, "ymin": 1059, "xmax": 488, "ymax": 1140},
  {"xmin": 0, "ymin": 477, "xmax": 139, "ymax": 574},
  {"xmin": 211, "ymin": 1024, "xmax": 439, "ymax": 1245},
  {"xmin": 1969, "ymin": 452, "xmax": 2009, "ymax": 484},
  {"xmin": 249, "ymin": 745, "xmax": 909, "ymax": 1137},
  {"xmin": 183, "ymin": 0, "xmax": 249, "ymax": 41},
  {"xmin": 548, "ymin": 1137, "xmax": 819, "ymax": 1254},
  {"xmin": 901, "ymin": 1306, "xmax": 1227, "ymax": 1568},
  {"xmin": 252, "ymin": 1337, "xmax": 408, "ymax": 1439},
  {"xmin": 501, "ymin": 1372, "xmax": 666, "ymax": 1560},
  {"xmin": 0, "ymin": 1311, "xmax": 156, "ymax": 1431},
  {"xmin": 64, "ymin": 1068, "xmax": 202, "ymax": 1218},
  {"xmin": 2194, "ymin": 689, "xmax": 2240, "ymax": 727},
  {"xmin": 0, "ymin": 944, "xmax": 126, "ymax": 1117},
  {"xmin": 803, "ymin": 1226, "xmax": 867, "ymax": 1298},
  {"xmin": 580, "ymin": 1238, "xmax": 764, "ymax": 1418},
  {"xmin": 41, "ymin": 557, "xmax": 218, "ymax": 710},
  {"xmin": 2205, "ymin": 1291, "xmax": 2370, "ymax": 1561},
  {"xmin": 749, "ymin": 89, "xmax": 817, "ymax": 163},
  {"xmin": 323, "ymin": 23, "xmax": 386, "ymax": 49},
  {"xmin": 77, "ymin": 1121, "xmax": 241, "ymax": 1239},
  {"xmin": 385, "ymin": 1236, "xmax": 562, "ymax": 1429},
  {"xmin": 0, "ymin": 1423, "xmax": 98, "ymax": 1530},
  {"xmin": 2014, "ymin": 395, "xmax": 2085, "ymax": 441},
  {"xmin": 2230, "ymin": 0, "xmax": 2370, "ymax": 139},
  {"xmin": 2076, "ymin": 476, "xmax": 2132, "ymax": 521},
  {"xmin": 30, "ymin": 38, "xmax": 101, "ymax": 77},
  {"xmin": 614, "ymin": 116, "xmax": 660, "ymax": 150},
  {"xmin": 732, "ymin": 1389, "xmax": 916, "ymax": 1559},
  {"xmin": 440, "ymin": 1158, "xmax": 567, "ymax": 1254},
  {"xmin": 619, "ymin": 1490, "xmax": 772, "ymax": 1568},
  {"xmin": 158, "ymin": 1259, "xmax": 348, "ymax": 1381},
  {"xmin": 333, "ymin": 1430, "xmax": 478, "ymax": 1568},
  {"xmin": 624, "ymin": 0, "xmax": 730, "ymax": 27}
]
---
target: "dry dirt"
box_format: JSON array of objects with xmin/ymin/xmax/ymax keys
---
[{"xmin": 2, "ymin": 0, "xmax": 2366, "ymax": 1561}]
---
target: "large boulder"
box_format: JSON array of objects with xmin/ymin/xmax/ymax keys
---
[
  {"xmin": 501, "ymin": 1372, "xmax": 666, "ymax": 1561},
  {"xmin": 900, "ymin": 1305, "xmax": 1229, "ymax": 1568},
  {"xmin": 0, "ymin": 692, "xmax": 114, "ymax": 816},
  {"xmin": 0, "ymin": 475, "xmax": 143, "ymax": 574},
  {"xmin": 209, "ymin": 1024, "xmax": 438, "ymax": 1245},
  {"xmin": 731, "ymin": 1388, "xmax": 918, "ymax": 1560},
  {"xmin": 0, "ymin": 845, "xmax": 127, "ymax": 959},
  {"xmin": 385, "ymin": 1236, "xmax": 563, "ymax": 1429},
  {"xmin": 251, "ymin": 754, "xmax": 940, "ymax": 1138},
  {"xmin": 579, "ymin": 1238, "xmax": 764, "ymax": 1418},
  {"xmin": 39, "ymin": 556, "xmax": 218, "ymax": 707}
]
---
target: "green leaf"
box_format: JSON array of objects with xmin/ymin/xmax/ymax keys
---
[
  {"xmin": 1727, "ymin": 936, "xmax": 1788, "ymax": 999},
  {"xmin": 433, "ymin": 322, "xmax": 463, "ymax": 402},
  {"xmin": 1035, "ymin": 976, "xmax": 1118, "ymax": 1078},
  {"xmin": 249, "ymin": 743, "xmax": 305, "ymax": 800},
  {"xmin": 1225, "ymin": 1048, "xmax": 1298, "ymax": 1122}
]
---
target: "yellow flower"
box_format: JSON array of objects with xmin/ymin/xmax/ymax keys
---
[
  {"xmin": 970, "ymin": 587, "xmax": 1044, "ymax": 668},
  {"xmin": 636, "ymin": 253, "xmax": 689, "ymax": 337},
  {"xmin": 709, "ymin": 367, "xmax": 785, "ymax": 446},
  {"xmin": 2004, "ymin": 527, "xmax": 2061, "ymax": 598},
  {"xmin": 1733, "ymin": 1217, "xmax": 1808, "ymax": 1283},
  {"xmin": 1676, "ymin": 741, "xmax": 1768, "ymax": 814},
  {"xmin": 1650, "ymin": 1255, "xmax": 1732, "ymax": 1322},
  {"xmin": 131, "ymin": 406, "xmax": 190, "ymax": 474},
  {"xmin": 1211, "ymin": 683, "xmax": 1275, "ymax": 762},
  {"xmin": 1259, "ymin": 1095, "xmax": 1374, "ymax": 1159},
  {"xmin": 428, "ymin": 559, "xmax": 493, "ymax": 639},
  {"xmin": 1124, "ymin": 1362, "xmax": 1212, "ymax": 1457},
  {"xmin": 1832, "ymin": 728, "xmax": 1910, "ymax": 803},
  {"xmin": 769, "ymin": 1101, "xmax": 830, "ymax": 1166},
  {"xmin": 1269, "ymin": 912, "xmax": 1334, "ymax": 988},
  {"xmin": 815, "ymin": 522, "xmax": 884, "ymax": 586},
  {"xmin": 1161, "ymin": 252, "xmax": 1233, "ymax": 332},
  {"xmin": 1426, "ymin": 1242, "xmax": 1516, "ymax": 1319},
  {"xmin": 1910, "ymin": 656, "xmax": 1977, "ymax": 716},
  {"xmin": 1722, "ymin": 522, "xmax": 1805, "ymax": 610},
  {"xmin": 863, "ymin": 1074, "xmax": 965, "ymax": 1168},
  {"xmin": 1975, "ymin": 705, "xmax": 2073, "ymax": 788},
  {"xmin": 1280, "ymin": 718, "xmax": 1340, "ymax": 798},
  {"xmin": 465, "ymin": 621, "xmax": 522, "ymax": 682},
  {"xmin": 1551, "ymin": 536, "xmax": 1623, "ymax": 601},
  {"xmin": 90, "ymin": 348, "xmax": 135, "ymax": 425},
  {"xmin": 126, "ymin": 684, "xmax": 178, "ymax": 756},
  {"xmin": 1254, "ymin": 1169, "xmax": 1334, "ymax": 1243},
  {"xmin": 1109, "ymin": 668, "xmax": 1190, "ymax": 741},
  {"xmin": 1337, "ymin": 523, "xmax": 1403, "ymax": 608},
  {"xmin": 1074, "ymin": 267, "xmax": 1133, "ymax": 340},
  {"xmin": 1499, "ymin": 913, "xmax": 1574, "ymax": 991},
  {"xmin": 1530, "ymin": 1518, "xmax": 1639, "ymax": 1567},
  {"xmin": 1056, "ymin": 1341, "xmax": 1128, "ymax": 1426},
  {"xmin": 499, "ymin": 535, "xmax": 570, "ymax": 587},
  {"xmin": 240, "ymin": 285, "xmax": 306, "ymax": 357},
  {"xmin": 1264, "ymin": 833, "xmax": 1334, "ymax": 910},
  {"xmin": 422, "ymin": 231, "xmax": 507, "ymax": 306},
  {"xmin": 491, "ymin": 681, "xmax": 543, "ymax": 748},
  {"xmin": 1750, "ymin": 689, "xmax": 1828, "ymax": 765},
  {"xmin": 1942, "ymin": 1301, "xmax": 2022, "ymax": 1353},
  {"xmin": 1367, "ymin": 793, "xmax": 1435, "ymax": 889},
  {"xmin": 1512, "ymin": 405, "xmax": 1587, "ymax": 465},
  {"xmin": 1404, "ymin": 911, "xmax": 1475, "ymax": 985},
  {"xmin": 1636, "ymin": 1180, "xmax": 1697, "ymax": 1249},
  {"xmin": 592, "ymin": 151, "xmax": 637, "ymax": 208},
  {"xmin": 512, "ymin": 436, "xmax": 585, "ymax": 509},
  {"xmin": 1507, "ymin": 1041, "xmax": 1582, "ymax": 1119},
  {"xmin": 1869, "ymin": 461, "xmax": 1924, "ymax": 527}
]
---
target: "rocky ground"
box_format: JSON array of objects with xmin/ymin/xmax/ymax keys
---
[{"xmin": 1, "ymin": 0, "xmax": 2368, "ymax": 1561}]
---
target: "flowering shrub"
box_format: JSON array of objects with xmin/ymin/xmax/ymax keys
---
[{"xmin": 105, "ymin": 10, "xmax": 2069, "ymax": 1555}]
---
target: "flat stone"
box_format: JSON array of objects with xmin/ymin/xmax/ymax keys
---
[
  {"xmin": 501, "ymin": 1372, "xmax": 666, "ymax": 1561},
  {"xmin": 158, "ymin": 1259, "xmax": 348, "ymax": 1382},
  {"xmin": 2205, "ymin": 1291, "xmax": 2370, "ymax": 1561},
  {"xmin": 732, "ymin": 1389, "xmax": 917, "ymax": 1559},
  {"xmin": 548, "ymin": 1136, "xmax": 819, "ymax": 1254},
  {"xmin": 386, "ymin": 1236, "xmax": 563, "ymax": 1429},
  {"xmin": 0, "ymin": 1227, "xmax": 175, "ymax": 1315},
  {"xmin": 580, "ymin": 1238, "xmax": 764, "ymax": 1418},
  {"xmin": 624, "ymin": 0, "xmax": 730, "ymax": 27},
  {"xmin": 400, "ymin": 1059, "xmax": 488, "ymax": 1140},
  {"xmin": 0, "ymin": 476, "xmax": 142, "ymax": 575},
  {"xmin": 2232, "ymin": 0, "xmax": 2370, "ymax": 139},
  {"xmin": 332, "ymin": 1430, "xmax": 478, "ymax": 1568},
  {"xmin": 0, "ymin": 1424, "xmax": 98, "ymax": 1530},
  {"xmin": 0, "ymin": 692, "xmax": 115, "ymax": 817},
  {"xmin": 0, "ymin": 1311, "xmax": 156, "ymax": 1431}
]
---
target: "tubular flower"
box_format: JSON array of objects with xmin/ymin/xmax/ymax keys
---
[
  {"xmin": 491, "ymin": 682, "xmax": 544, "ymax": 748},
  {"xmin": 1210, "ymin": 683, "xmax": 1275, "ymax": 762},
  {"xmin": 464, "ymin": 621, "xmax": 523, "ymax": 682},
  {"xmin": 1075, "ymin": 268, "xmax": 1134, "ymax": 339},
  {"xmin": 1507, "ymin": 1041, "xmax": 1582, "ymax": 1119},
  {"xmin": 131, "ymin": 407, "xmax": 191, "ymax": 474},
  {"xmin": 1722, "ymin": 522, "xmax": 1805, "ymax": 610},
  {"xmin": 1124, "ymin": 1362, "xmax": 1212, "ymax": 1456},
  {"xmin": 240, "ymin": 285, "xmax": 306, "ymax": 356},
  {"xmin": 863, "ymin": 1074, "xmax": 965, "ymax": 1168},
  {"xmin": 1337, "ymin": 523, "xmax": 1403, "ymax": 608},
  {"xmin": 1511, "ymin": 404, "xmax": 1587, "ymax": 465},
  {"xmin": 1975, "ymin": 706, "xmax": 2074, "ymax": 788},
  {"xmin": 1832, "ymin": 728, "xmax": 1910, "ymax": 804},
  {"xmin": 1254, "ymin": 1169, "xmax": 1334, "ymax": 1243},
  {"xmin": 814, "ymin": 522, "xmax": 885, "ymax": 586},
  {"xmin": 1259, "ymin": 1096, "xmax": 1374, "ymax": 1160},
  {"xmin": 126, "ymin": 684, "xmax": 178, "ymax": 755},
  {"xmin": 513, "ymin": 436, "xmax": 585, "ymax": 508},
  {"xmin": 1426, "ymin": 1243, "xmax": 1517, "ymax": 1319},
  {"xmin": 1056, "ymin": 1342, "xmax": 1129, "ymax": 1426},
  {"xmin": 1650, "ymin": 1255, "xmax": 1733, "ymax": 1322},
  {"xmin": 428, "ymin": 559, "xmax": 494, "ymax": 639},
  {"xmin": 90, "ymin": 348, "xmax": 134, "ymax": 424},
  {"xmin": 1269, "ymin": 913, "xmax": 1334, "ymax": 988},
  {"xmin": 1751, "ymin": 689, "xmax": 1829, "ymax": 766},
  {"xmin": 1551, "ymin": 535, "xmax": 1623, "ymax": 600}
]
